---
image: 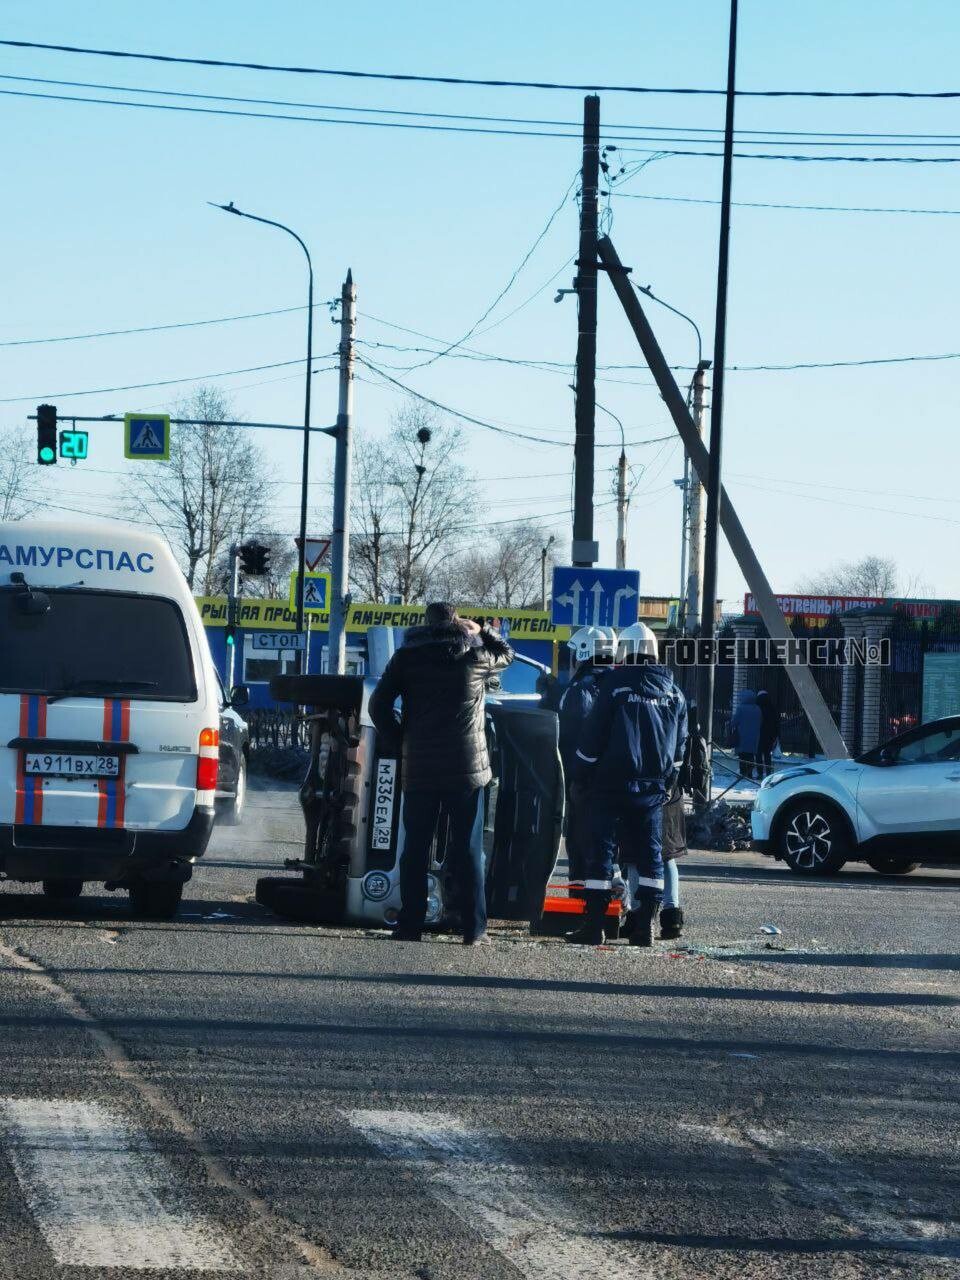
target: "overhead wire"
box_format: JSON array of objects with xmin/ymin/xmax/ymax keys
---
[
  {"xmin": 6, "ymin": 39, "xmax": 960, "ymax": 98},
  {"xmin": 612, "ymin": 191, "xmax": 960, "ymax": 216}
]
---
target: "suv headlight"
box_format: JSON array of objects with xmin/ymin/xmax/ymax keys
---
[{"xmin": 760, "ymin": 766, "xmax": 817, "ymax": 791}]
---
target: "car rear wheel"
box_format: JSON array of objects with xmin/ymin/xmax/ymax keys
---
[
  {"xmin": 220, "ymin": 754, "xmax": 247, "ymax": 827},
  {"xmin": 777, "ymin": 799, "xmax": 849, "ymax": 875},
  {"xmin": 866, "ymin": 856, "xmax": 919, "ymax": 877},
  {"xmin": 128, "ymin": 880, "xmax": 184, "ymax": 919},
  {"xmin": 42, "ymin": 878, "xmax": 83, "ymax": 900}
]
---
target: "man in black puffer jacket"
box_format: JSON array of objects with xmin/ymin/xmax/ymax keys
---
[{"xmin": 369, "ymin": 602, "xmax": 513, "ymax": 944}]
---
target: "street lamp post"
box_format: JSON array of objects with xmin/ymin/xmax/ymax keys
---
[
  {"xmin": 210, "ymin": 201, "xmax": 314, "ymax": 664},
  {"xmin": 540, "ymin": 534, "xmax": 556, "ymax": 610}
]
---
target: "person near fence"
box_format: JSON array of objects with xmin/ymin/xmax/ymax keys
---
[
  {"xmin": 570, "ymin": 622, "xmax": 688, "ymax": 947},
  {"xmin": 756, "ymin": 689, "xmax": 780, "ymax": 778},
  {"xmin": 368, "ymin": 602, "xmax": 513, "ymax": 945},
  {"xmin": 731, "ymin": 688, "xmax": 762, "ymax": 781},
  {"xmin": 557, "ymin": 626, "xmax": 617, "ymax": 883}
]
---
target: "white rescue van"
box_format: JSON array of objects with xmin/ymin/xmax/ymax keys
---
[{"xmin": 0, "ymin": 519, "xmax": 222, "ymax": 917}]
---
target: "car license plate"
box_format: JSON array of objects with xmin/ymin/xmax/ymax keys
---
[
  {"xmin": 371, "ymin": 758, "xmax": 397, "ymax": 850},
  {"xmin": 24, "ymin": 752, "xmax": 120, "ymax": 779}
]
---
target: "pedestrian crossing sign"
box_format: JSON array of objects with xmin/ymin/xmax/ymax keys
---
[
  {"xmin": 124, "ymin": 413, "xmax": 170, "ymax": 461},
  {"xmin": 289, "ymin": 571, "xmax": 331, "ymax": 612}
]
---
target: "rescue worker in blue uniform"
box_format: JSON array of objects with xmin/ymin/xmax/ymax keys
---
[
  {"xmin": 569, "ymin": 621, "xmax": 688, "ymax": 947},
  {"xmin": 557, "ymin": 626, "xmax": 617, "ymax": 883}
]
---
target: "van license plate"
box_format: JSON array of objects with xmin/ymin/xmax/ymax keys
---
[{"xmin": 24, "ymin": 752, "xmax": 120, "ymax": 779}]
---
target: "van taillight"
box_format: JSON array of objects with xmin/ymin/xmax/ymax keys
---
[{"xmin": 196, "ymin": 728, "xmax": 219, "ymax": 799}]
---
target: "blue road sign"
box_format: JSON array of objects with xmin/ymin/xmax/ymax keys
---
[
  {"xmin": 551, "ymin": 566, "xmax": 640, "ymax": 628},
  {"xmin": 124, "ymin": 413, "xmax": 170, "ymax": 461}
]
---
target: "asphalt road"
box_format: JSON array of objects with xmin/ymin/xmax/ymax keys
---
[{"xmin": 0, "ymin": 780, "xmax": 958, "ymax": 1280}]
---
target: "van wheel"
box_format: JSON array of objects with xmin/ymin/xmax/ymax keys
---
[
  {"xmin": 220, "ymin": 755, "xmax": 247, "ymax": 827},
  {"xmin": 776, "ymin": 799, "xmax": 849, "ymax": 875},
  {"xmin": 866, "ymin": 856, "xmax": 919, "ymax": 877},
  {"xmin": 42, "ymin": 878, "xmax": 83, "ymax": 900},
  {"xmin": 129, "ymin": 880, "xmax": 184, "ymax": 919}
]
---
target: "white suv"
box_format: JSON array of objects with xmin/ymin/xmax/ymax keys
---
[{"xmin": 751, "ymin": 716, "xmax": 960, "ymax": 875}]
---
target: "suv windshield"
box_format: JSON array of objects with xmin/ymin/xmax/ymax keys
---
[{"xmin": 1, "ymin": 588, "xmax": 196, "ymax": 702}]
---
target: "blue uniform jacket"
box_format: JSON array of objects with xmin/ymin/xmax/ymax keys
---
[
  {"xmin": 574, "ymin": 662, "xmax": 689, "ymax": 797},
  {"xmin": 557, "ymin": 665, "xmax": 601, "ymax": 779}
]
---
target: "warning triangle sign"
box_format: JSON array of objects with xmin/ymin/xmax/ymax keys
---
[{"xmin": 133, "ymin": 423, "xmax": 163, "ymax": 452}]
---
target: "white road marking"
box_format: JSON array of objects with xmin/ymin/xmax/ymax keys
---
[
  {"xmin": 682, "ymin": 1121, "xmax": 960, "ymax": 1256},
  {"xmin": 0, "ymin": 1098, "xmax": 241, "ymax": 1271},
  {"xmin": 346, "ymin": 1108, "xmax": 650, "ymax": 1280}
]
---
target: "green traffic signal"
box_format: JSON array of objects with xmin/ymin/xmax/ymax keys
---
[{"xmin": 39, "ymin": 445, "xmax": 56, "ymax": 464}]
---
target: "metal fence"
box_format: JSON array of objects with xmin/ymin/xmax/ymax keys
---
[
  {"xmin": 246, "ymin": 707, "xmax": 300, "ymax": 751},
  {"xmin": 879, "ymin": 610, "xmax": 960, "ymax": 743}
]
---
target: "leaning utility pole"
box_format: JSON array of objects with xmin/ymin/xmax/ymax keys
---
[
  {"xmin": 572, "ymin": 94, "xmax": 600, "ymax": 568},
  {"xmin": 699, "ymin": 0, "xmax": 739, "ymax": 754},
  {"xmin": 328, "ymin": 270, "xmax": 355, "ymax": 676},
  {"xmin": 685, "ymin": 359, "xmax": 711, "ymax": 632},
  {"xmin": 615, "ymin": 448, "xmax": 628, "ymax": 569}
]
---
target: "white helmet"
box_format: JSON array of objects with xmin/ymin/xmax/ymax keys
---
[
  {"xmin": 617, "ymin": 621, "xmax": 659, "ymax": 663},
  {"xmin": 567, "ymin": 625, "xmax": 617, "ymax": 663}
]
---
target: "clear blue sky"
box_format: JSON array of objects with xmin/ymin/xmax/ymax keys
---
[{"xmin": 3, "ymin": 0, "xmax": 960, "ymax": 607}]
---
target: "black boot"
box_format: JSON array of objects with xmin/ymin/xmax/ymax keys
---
[
  {"xmin": 565, "ymin": 889, "xmax": 610, "ymax": 945},
  {"xmin": 659, "ymin": 906, "xmax": 684, "ymax": 940},
  {"xmin": 628, "ymin": 893, "xmax": 659, "ymax": 947}
]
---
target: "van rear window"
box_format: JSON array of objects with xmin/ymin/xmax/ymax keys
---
[{"xmin": 1, "ymin": 588, "xmax": 196, "ymax": 701}]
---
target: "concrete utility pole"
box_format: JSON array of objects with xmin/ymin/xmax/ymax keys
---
[
  {"xmin": 328, "ymin": 270, "xmax": 356, "ymax": 676},
  {"xmin": 685, "ymin": 359, "xmax": 711, "ymax": 632},
  {"xmin": 597, "ymin": 234, "xmax": 848, "ymax": 759},
  {"xmin": 572, "ymin": 94, "xmax": 600, "ymax": 568},
  {"xmin": 615, "ymin": 449, "xmax": 628, "ymax": 570}
]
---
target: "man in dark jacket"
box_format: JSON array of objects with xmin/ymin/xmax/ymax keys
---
[
  {"xmin": 572, "ymin": 622, "xmax": 688, "ymax": 946},
  {"xmin": 755, "ymin": 689, "xmax": 779, "ymax": 778},
  {"xmin": 368, "ymin": 602, "xmax": 513, "ymax": 944}
]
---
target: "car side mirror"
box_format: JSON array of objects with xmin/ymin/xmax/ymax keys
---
[
  {"xmin": 878, "ymin": 747, "xmax": 897, "ymax": 766},
  {"xmin": 230, "ymin": 684, "xmax": 250, "ymax": 708}
]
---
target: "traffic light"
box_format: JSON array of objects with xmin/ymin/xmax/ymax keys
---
[
  {"xmin": 239, "ymin": 541, "xmax": 270, "ymax": 577},
  {"xmin": 37, "ymin": 404, "xmax": 57, "ymax": 465},
  {"xmin": 226, "ymin": 597, "xmax": 239, "ymax": 648}
]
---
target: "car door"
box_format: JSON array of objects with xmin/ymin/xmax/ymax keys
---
[{"xmin": 855, "ymin": 723, "xmax": 960, "ymax": 837}]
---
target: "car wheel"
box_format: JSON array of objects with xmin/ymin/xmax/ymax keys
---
[
  {"xmin": 220, "ymin": 754, "xmax": 247, "ymax": 827},
  {"xmin": 128, "ymin": 880, "xmax": 184, "ymax": 919},
  {"xmin": 866, "ymin": 856, "xmax": 919, "ymax": 877},
  {"xmin": 42, "ymin": 878, "xmax": 83, "ymax": 900},
  {"xmin": 777, "ymin": 799, "xmax": 849, "ymax": 875}
]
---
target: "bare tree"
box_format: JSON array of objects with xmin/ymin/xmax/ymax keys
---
[
  {"xmin": 349, "ymin": 401, "xmax": 476, "ymax": 603},
  {"xmin": 123, "ymin": 386, "xmax": 275, "ymax": 591},
  {"xmin": 437, "ymin": 523, "xmax": 554, "ymax": 608},
  {"xmin": 799, "ymin": 554, "xmax": 902, "ymax": 598},
  {"xmin": 0, "ymin": 429, "xmax": 40, "ymax": 521}
]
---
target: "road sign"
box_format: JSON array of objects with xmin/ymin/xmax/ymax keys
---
[
  {"xmin": 551, "ymin": 566, "xmax": 640, "ymax": 628},
  {"xmin": 58, "ymin": 429, "xmax": 88, "ymax": 461},
  {"xmin": 288, "ymin": 571, "xmax": 331, "ymax": 612},
  {"xmin": 124, "ymin": 413, "xmax": 170, "ymax": 461},
  {"xmin": 295, "ymin": 535, "xmax": 332, "ymax": 572},
  {"xmin": 248, "ymin": 630, "xmax": 307, "ymax": 651}
]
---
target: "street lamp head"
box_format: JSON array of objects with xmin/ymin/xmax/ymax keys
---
[{"xmin": 208, "ymin": 200, "xmax": 241, "ymax": 216}]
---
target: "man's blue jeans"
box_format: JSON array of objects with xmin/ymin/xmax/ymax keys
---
[{"xmin": 398, "ymin": 788, "xmax": 487, "ymax": 940}]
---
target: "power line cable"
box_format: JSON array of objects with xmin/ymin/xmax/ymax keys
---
[
  {"xmin": 5, "ymin": 39, "xmax": 960, "ymax": 98},
  {"xmin": 0, "ymin": 301, "xmax": 310, "ymax": 348},
  {"xmin": 613, "ymin": 191, "xmax": 960, "ymax": 216},
  {"xmin": 6, "ymin": 85, "xmax": 959, "ymax": 160},
  {"xmin": 11, "ymin": 74, "xmax": 960, "ymax": 139},
  {"xmin": 399, "ymin": 176, "xmax": 578, "ymax": 372},
  {"xmin": 0, "ymin": 356, "xmax": 339, "ymax": 405},
  {"xmin": 356, "ymin": 357, "xmax": 674, "ymax": 449}
]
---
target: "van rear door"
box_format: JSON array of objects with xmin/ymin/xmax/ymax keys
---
[{"xmin": 1, "ymin": 587, "xmax": 202, "ymax": 832}]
